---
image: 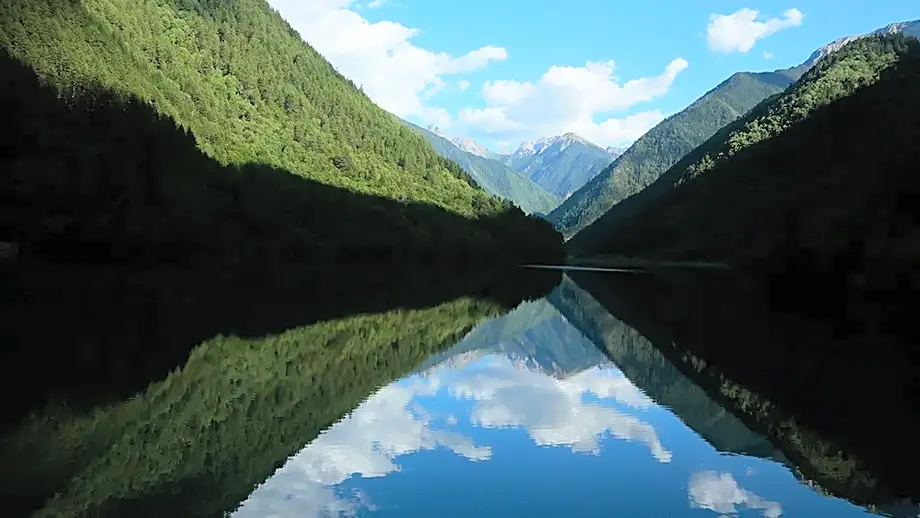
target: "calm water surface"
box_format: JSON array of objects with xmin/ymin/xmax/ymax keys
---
[
  {"xmin": 3, "ymin": 266, "xmax": 916, "ymax": 517},
  {"xmin": 232, "ymin": 281, "xmax": 902, "ymax": 518}
]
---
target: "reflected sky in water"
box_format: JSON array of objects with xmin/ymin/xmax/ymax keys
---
[{"xmin": 234, "ymin": 301, "xmax": 882, "ymax": 518}]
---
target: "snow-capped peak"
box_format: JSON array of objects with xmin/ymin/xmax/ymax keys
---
[
  {"xmin": 512, "ymin": 132, "xmax": 598, "ymax": 158},
  {"xmin": 451, "ymin": 136, "xmax": 493, "ymax": 158},
  {"xmin": 426, "ymin": 124, "xmax": 447, "ymax": 137},
  {"xmin": 606, "ymin": 145, "xmax": 626, "ymax": 158}
]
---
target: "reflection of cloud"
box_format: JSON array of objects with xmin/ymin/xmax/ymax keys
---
[
  {"xmin": 445, "ymin": 356, "xmax": 670, "ymax": 461},
  {"xmin": 234, "ymin": 382, "xmax": 490, "ymax": 517},
  {"xmin": 237, "ymin": 354, "xmax": 670, "ymax": 516},
  {"xmin": 689, "ymin": 471, "xmax": 783, "ymax": 518}
]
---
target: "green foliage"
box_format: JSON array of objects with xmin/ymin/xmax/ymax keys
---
[
  {"xmin": 550, "ymin": 72, "xmax": 793, "ymax": 238},
  {"xmin": 0, "ymin": 0, "xmax": 563, "ymax": 264},
  {"xmin": 567, "ymin": 34, "xmax": 920, "ymax": 302},
  {"xmin": 409, "ymin": 122, "xmax": 562, "ymax": 214}
]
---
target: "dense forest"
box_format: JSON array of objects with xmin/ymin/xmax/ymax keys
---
[
  {"xmin": 409, "ymin": 122, "xmax": 561, "ymax": 215},
  {"xmin": 567, "ymin": 35, "xmax": 920, "ymax": 305},
  {"xmin": 548, "ymin": 71, "xmax": 794, "ymax": 237},
  {"xmin": 0, "ymin": 263, "xmax": 561, "ymax": 517},
  {"xmin": 0, "ymin": 0, "xmax": 563, "ymax": 265}
]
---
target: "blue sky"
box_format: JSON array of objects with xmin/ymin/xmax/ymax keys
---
[{"xmin": 270, "ymin": 0, "xmax": 917, "ymax": 152}]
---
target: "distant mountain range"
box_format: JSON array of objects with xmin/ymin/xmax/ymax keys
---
[
  {"xmin": 500, "ymin": 133, "xmax": 614, "ymax": 199},
  {"xmin": 550, "ymin": 18, "xmax": 920, "ymax": 239},
  {"xmin": 413, "ymin": 125, "xmax": 619, "ymax": 214},
  {"xmin": 408, "ymin": 123, "xmax": 561, "ymax": 214}
]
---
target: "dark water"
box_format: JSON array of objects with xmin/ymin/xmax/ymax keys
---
[{"xmin": 1, "ymin": 264, "xmax": 917, "ymax": 517}]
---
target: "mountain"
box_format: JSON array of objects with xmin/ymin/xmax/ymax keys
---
[
  {"xmin": 567, "ymin": 34, "xmax": 920, "ymax": 299},
  {"xmin": 411, "ymin": 123, "xmax": 561, "ymax": 214},
  {"xmin": 453, "ymin": 136, "xmax": 499, "ymax": 160},
  {"xmin": 803, "ymin": 19, "xmax": 920, "ymax": 69},
  {"xmin": 0, "ymin": 0, "xmax": 562, "ymax": 265},
  {"xmin": 503, "ymin": 133, "xmax": 613, "ymax": 199},
  {"xmin": 606, "ymin": 146, "xmax": 626, "ymax": 158},
  {"xmin": 548, "ymin": 72, "xmax": 794, "ymax": 238},
  {"xmin": 552, "ymin": 18, "xmax": 920, "ymax": 240}
]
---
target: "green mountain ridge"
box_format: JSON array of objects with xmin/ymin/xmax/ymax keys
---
[
  {"xmin": 566, "ymin": 34, "xmax": 920, "ymax": 299},
  {"xmin": 548, "ymin": 71, "xmax": 794, "ymax": 238},
  {"xmin": 0, "ymin": 0, "xmax": 562, "ymax": 264},
  {"xmin": 407, "ymin": 122, "xmax": 562, "ymax": 214}
]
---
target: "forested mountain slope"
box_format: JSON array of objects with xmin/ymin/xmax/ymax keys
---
[
  {"xmin": 548, "ymin": 71, "xmax": 793, "ymax": 237},
  {"xmin": 409, "ymin": 122, "xmax": 561, "ymax": 215},
  {"xmin": 568, "ymin": 35, "xmax": 920, "ymax": 299},
  {"xmin": 0, "ymin": 0, "xmax": 562, "ymax": 264}
]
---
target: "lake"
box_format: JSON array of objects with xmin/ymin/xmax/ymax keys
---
[{"xmin": 1, "ymin": 264, "xmax": 917, "ymax": 517}]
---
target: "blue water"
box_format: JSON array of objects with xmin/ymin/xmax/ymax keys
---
[{"xmin": 232, "ymin": 297, "xmax": 891, "ymax": 518}]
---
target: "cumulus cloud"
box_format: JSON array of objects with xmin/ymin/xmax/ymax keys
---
[
  {"xmin": 267, "ymin": 0, "xmax": 507, "ymax": 127},
  {"xmin": 689, "ymin": 471, "xmax": 783, "ymax": 518},
  {"xmin": 457, "ymin": 80, "xmax": 471, "ymax": 91},
  {"xmin": 706, "ymin": 8, "xmax": 804, "ymax": 54},
  {"xmin": 458, "ymin": 58, "xmax": 687, "ymax": 147}
]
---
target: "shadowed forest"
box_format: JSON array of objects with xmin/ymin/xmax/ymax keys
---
[
  {"xmin": 0, "ymin": 50, "xmax": 562, "ymax": 266},
  {"xmin": 565, "ymin": 269, "xmax": 920, "ymax": 509}
]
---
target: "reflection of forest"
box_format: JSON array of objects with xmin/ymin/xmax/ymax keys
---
[
  {"xmin": 563, "ymin": 270, "xmax": 919, "ymax": 515},
  {"xmin": 0, "ymin": 264, "xmax": 559, "ymax": 518}
]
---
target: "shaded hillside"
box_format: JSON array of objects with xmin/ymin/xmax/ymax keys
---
[
  {"xmin": 0, "ymin": 0, "xmax": 562, "ymax": 264},
  {"xmin": 0, "ymin": 264, "xmax": 561, "ymax": 518},
  {"xmin": 567, "ymin": 35, "xmax": 920, "ymax": 307},
  {"xmin": 504, "ymin": 133, "xmax": 613, "ymax": 198},
  {"xmin": 409, "ymin": 122, "xmax": 561, "ymax": 214},
  {"xmin": 567, "ymin": 268, "xmax": 920, "ymax": 514},
  {"xmin": 547, "ymin": 276, "xmax": 775, "ymax": 458},
  {"xmin": 549, "ymin": 71, "xmax": 793, "ymax": 237}
]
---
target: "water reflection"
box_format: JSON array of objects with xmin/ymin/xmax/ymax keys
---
[
  {"xmin": 689, "ymin": 471, "xmax": 783, "ymax": 518},
  {"xmin": 235, "ymin": 288, "xmax": 900, "ymax": 517}
]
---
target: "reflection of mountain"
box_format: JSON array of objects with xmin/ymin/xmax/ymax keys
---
[
  {"xmin": 0, "ymin": 266, "xmax": 559, "ymax": 518},
  {"xmin": 565, "ymin": 269, "xmax": 920, "ymax": 516},
  {"xmin": 548, "ymin": 275, "xmax": 777, "ymax": 458},
  {"xmin": 415, "ymin": 298, "xmax": 608, "ymax": 378},
  {"xmin": 240, "ymin": 344, "xmax": 671, "ymax": 516}
]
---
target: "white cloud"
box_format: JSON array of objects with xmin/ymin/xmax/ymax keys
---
[
  {"xmin": 267, "ymin": 0, "xmax": 507, "ymax": 127},
  {"xmin": 367, "ymin": 0, "xmax": 387, "ymax": 7},
  {"xmin": 458, "ymin": 58, "xmax": 687, "ymax": 147},
  {"xmin": 763, "ymin": 51, "xmax": 775, "ymax": 60},
  {"xmin": 706, "ymin": 8, "xmax": 804, "ymax": 54},
  {"xmin": 689, "ymin": 471, "xmax": 783, "ymax": 518},
  {"xmin": 457, "ymin": 80, "xmax": 471, "ymax": 91}
]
